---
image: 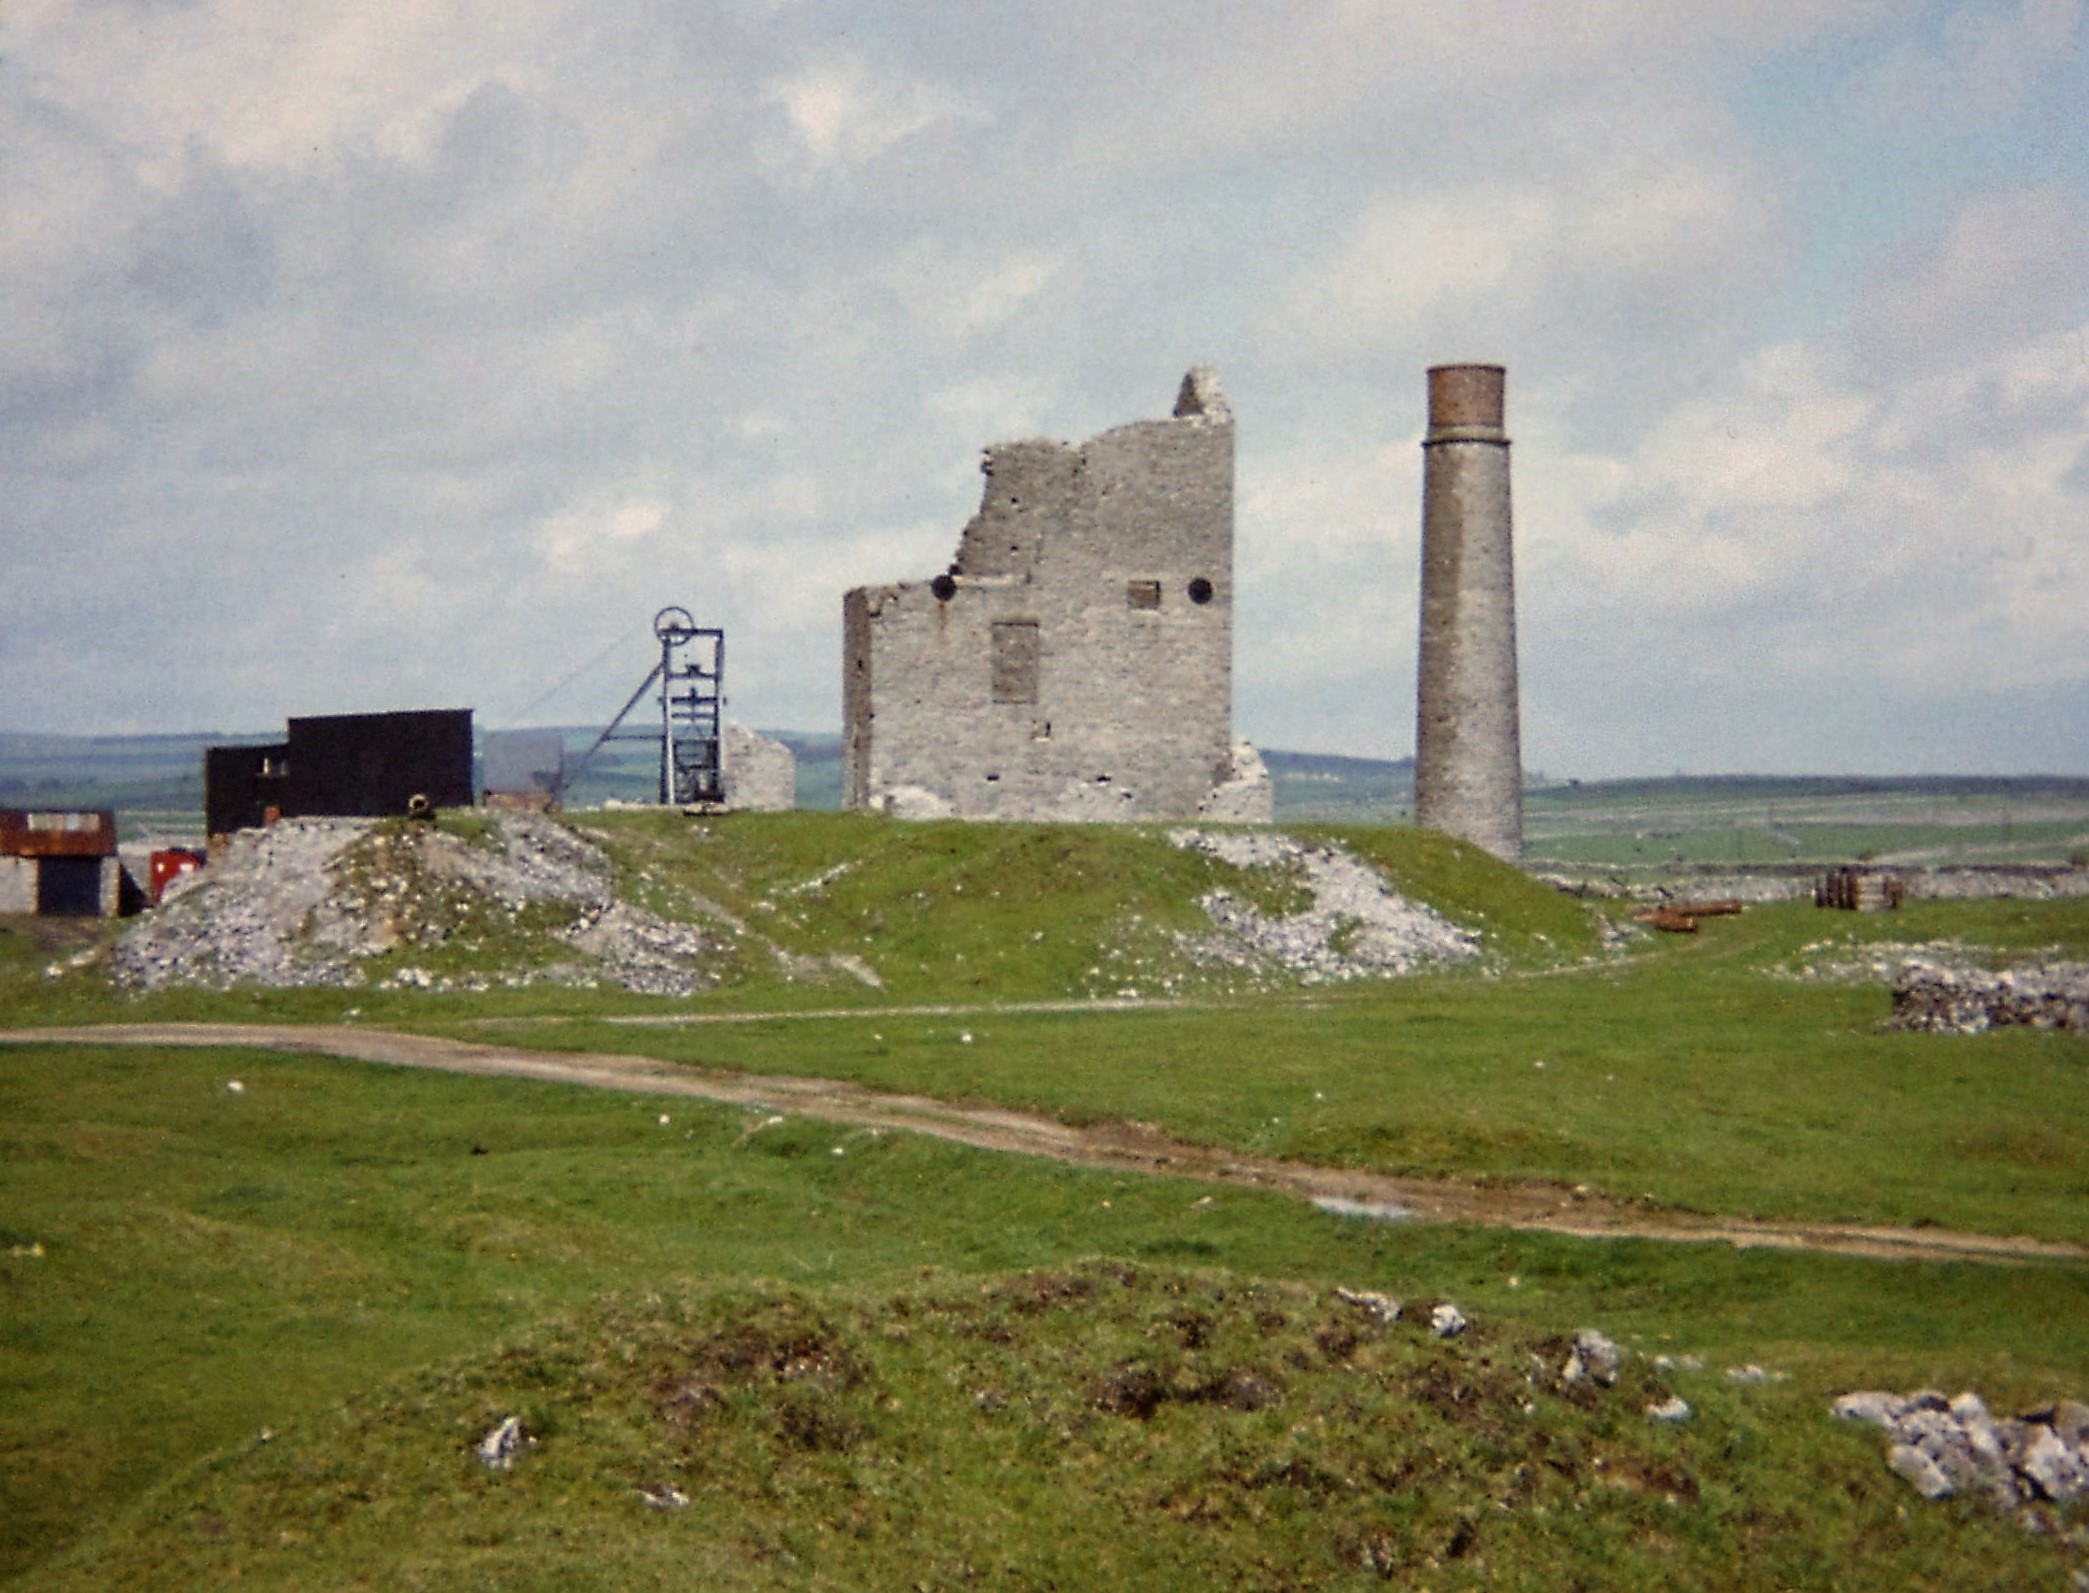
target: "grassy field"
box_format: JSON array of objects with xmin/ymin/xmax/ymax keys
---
[
  {"xmin": 2, "ymin": 810, "xmax": 2086, "ymax": 1586},
  {"xmin": 1524, "ymin": 777, "xmax": 2089, "ymax": 869},
  {"xmin": 5, "ymin": 1043, "xmax": 2086, "ymax": 1590}
]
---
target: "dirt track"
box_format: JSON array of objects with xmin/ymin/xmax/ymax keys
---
[{"xmin": 6, "ymin": 1021, "xmax": 2083, "ymax": 1268}]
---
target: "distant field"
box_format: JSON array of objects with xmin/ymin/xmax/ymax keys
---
[{"xmin": 1525, "ymin": 778, "xmax": 2089, "ymax": 869}]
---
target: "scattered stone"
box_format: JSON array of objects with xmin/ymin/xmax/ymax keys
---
[
  {"xmin": 1563, "ymin": 1329, "xmax": 1620, "ymax": 1388},
  {"xmin": 637, "ymin": 1483, "xmax": 689, "ymax": 1510},
  {"xmin": 1429, "ymin": 1304, "xmax": 1468, "ymax": 1339},
  {"xmin": 1888, "ymin": 958, "xmax": 2089, "ymax": 1034},
  {"xmin": 2022, "ymin": 1428, "xmax": 2088, "ymax": 1502},
  {"xmin": 476, "ymin": 1415, "xmax": 528, "ymax": 1471},
  {"xmin": 1646, "ymin": 1397, "xmax": 1691, "ymax": 1423},
  {"xmin": 2056, "ymin": 1400, "xmax": 2089, "ymax": 1446},
  {"xmin": 1726, "ymin": 1364, "xmax": 1772, "ymax": 1384},
  {"xmin": 1889, "ymin": 1443, "xmax": 1956, "ymax": 1500},
  {"xmin": 1949, "ymin": 1391, "xmax": 1992, "ymax": 1425},
  {"xmin": 1332, "ymin": 1288, "xmax": 1402, "ymax": 1324},
  {"xmin": 1832, "ymin": 1385, "xmax": 2089, "ymax": 1521},
  {"xmin": 1832, "ymin": 1390, "xmax": 1904, "ymax": 1426},
  {"xmin": 1169, "ymin": 829, "xmax": 1481, "ymax": 984}
]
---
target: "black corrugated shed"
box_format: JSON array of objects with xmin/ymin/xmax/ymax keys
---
[{"xmin": 205, "ymin": 709, "xmax": 473, "ymax": 836}]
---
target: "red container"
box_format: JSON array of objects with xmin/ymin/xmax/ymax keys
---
[{"xmin": 149, "ymin": 848, "xmax": 206, "ymax": 905}]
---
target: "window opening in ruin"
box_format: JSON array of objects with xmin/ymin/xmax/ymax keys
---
[
  {"xmin": 1187, "ymin": 577, "xmax": 1214, "ymax": 604},
  {"xmin": 1127, "ymin": 579, "xmax": 1161, "ymax": 610},
  {"xmin": 990, "ymin": 620, "xmax": 1040, "ymax": 704},
  {"xmin": 1031, "ymin": 720, "xmax": 1051, "ymax": 741}
]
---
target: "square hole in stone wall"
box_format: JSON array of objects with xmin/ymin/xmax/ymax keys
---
[
  {"xmin": 1126, "ymin": 579, "xmax": 1162, "ymax": 610},
  {"xmin": 991, "ymin": 620, "xmax": 1040, "ymax": 704}
]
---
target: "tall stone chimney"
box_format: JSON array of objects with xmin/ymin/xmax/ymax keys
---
[{"xmin": 1414, "ymin": 363, "xmax": 1523, "ymax": 862}]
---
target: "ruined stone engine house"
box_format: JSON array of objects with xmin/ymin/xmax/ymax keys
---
[{"xmin": 843, "ymin": 369, "xmax": 1268, "ymax": 823}]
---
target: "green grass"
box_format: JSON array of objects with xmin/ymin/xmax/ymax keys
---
[
  {"xmin": 4, "ymin": 816, "xmax": 2087, "ymax": 1584},
  {"xmin": 3, "ymin": 1043, "xmax": 2085, "ymax": 1589},
  {"xmin": 443, "ymin": 895, "xmax": 2089, "ymax": 1247}
]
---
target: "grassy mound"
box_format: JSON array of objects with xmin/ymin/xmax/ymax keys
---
[
  {"xmin": 33, "ymin": 1264, "xmax": 2082, "ymax": 1591},
  {"xmin": 5, "ymin": 813, "xmax": 1605, "ymax": 1027},
  {"xmin": 575, "ymin": 809, "xmax": 1604, "ymax": 1003}
]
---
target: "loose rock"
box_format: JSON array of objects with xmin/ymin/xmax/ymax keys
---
[
  {"xmin": 1887, "ymin": 958, "xmax": 2089, "ymax": 1035},
  {"xmin": 476, "ymin": 1415, "xmax": 527, "ymax": 1471},
  {"xmin": 1832, "ymin": 1385, "xmax": 2089, "ymax": 1518},
  {"xmin": 1333, "ymin": 1288, "xmax": 1402, "ymax": 1325},
  {"xmin": 1563, "ymin": 1329, "xmax": 1620, "ymax": 1388}
]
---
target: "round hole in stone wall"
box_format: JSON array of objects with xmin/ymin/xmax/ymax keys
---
[
  {"xmin": 930, "ymin": 574, "xmax": 957, "ymax": 602},
  {"xmin": 1187, "ymin": 577, "xmax": 1215, "ymax": 605}
]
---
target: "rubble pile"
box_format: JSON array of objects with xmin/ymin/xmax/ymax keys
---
[
  {"xmin": 1169, "ymin": 830, "xmax": 1480, "ymax": 984},
  {"xmin": 1887, "ymin": 959, "xmax": 2089, "ymax": 1035},
  {"xmin": 112, "ymin": 819, "xmax": 370, "ymax": 990},
  {"xmin": 1833, "ymin": 1390, "xmax": 2089, "ymax": 1517},
  {"xmin": 110, "ymin": 815, "xmax": 727, "ymax": 997}
]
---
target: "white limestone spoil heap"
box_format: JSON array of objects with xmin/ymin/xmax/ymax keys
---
[
  {"xmin": 108, "ymin": 814, "xmax": 722, "ymax": 997},
  {"xmin": 1169, "ymin": 829, "xmax": 1479, "ymax": 983}
]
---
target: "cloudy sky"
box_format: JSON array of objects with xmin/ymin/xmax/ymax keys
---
[{"xmin": 5, "ymin": 0, "xmax": 2085, "ymax": 775}]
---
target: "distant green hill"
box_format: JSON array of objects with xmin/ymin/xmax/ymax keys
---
[{"xmin": 4, "ymin": 731, "xmax": 2084, "ymax": 863}]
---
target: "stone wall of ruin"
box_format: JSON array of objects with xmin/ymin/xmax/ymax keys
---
[
  {"xmin": 723, "ymin": 723, "xmax": 796, "ymax": 812},
  {"xmin": 844, "ymin": 370, "xmax": 1265, "ymax": 823}
]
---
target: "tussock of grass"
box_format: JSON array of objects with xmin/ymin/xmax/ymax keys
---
[{"xmin": 37, "ymin": 1264, "xmax": 2085, "ymax": 1591}]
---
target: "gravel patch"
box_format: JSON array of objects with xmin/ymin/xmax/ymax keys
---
[{"xmin": 111, "ymin": 819, "xmax": 371, "ymax": 990}]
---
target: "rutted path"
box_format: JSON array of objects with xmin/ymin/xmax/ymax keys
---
[{"xmin": 6, "ymin": 1022, "xmax": 2084, "ymax": 1268}]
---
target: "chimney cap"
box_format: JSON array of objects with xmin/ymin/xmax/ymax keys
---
[{"xmin": 1427, "ymin": 364, "xmax": 1506, "ymax": 433}]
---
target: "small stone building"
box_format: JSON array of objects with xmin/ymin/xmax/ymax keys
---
[
  {"xmin": 0, "ymin": 808, "xmax": 124, "ymax": 916},
  {"xmin": 843, "ymin": 369, "xmax": 1270, "ymax": 823}
]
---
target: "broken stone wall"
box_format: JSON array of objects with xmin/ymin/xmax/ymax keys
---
[
  {"xmin": 844, "ymin": 370, "xmax": 1264, "ymax": 823},
  {"xmin": 724, "ymin": 723, "xmax": 796, "ymax": 812}
]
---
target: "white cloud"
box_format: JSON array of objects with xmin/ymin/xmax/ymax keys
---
[
  {"xmin": 883, "ymin": 243, "xmax": 1071, "ymax": 347},
  {"xmin": 1262, "ymin": 132, "xmax": 1781, "ymax": 389},
  {"xmin": 760, "ymin": 54, "xmax": 970, "ymax": 174},
  {"xmin": 10, "ymin": 0, "xmax": 567, "ymax": 179},
  {"xmin": 1848, "ymin": 0, "xmax": 2083, "ymax": 131},
  {"xmin": 1857, "ymin": 187, "xmax": 2089, "ymax": 375}
]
